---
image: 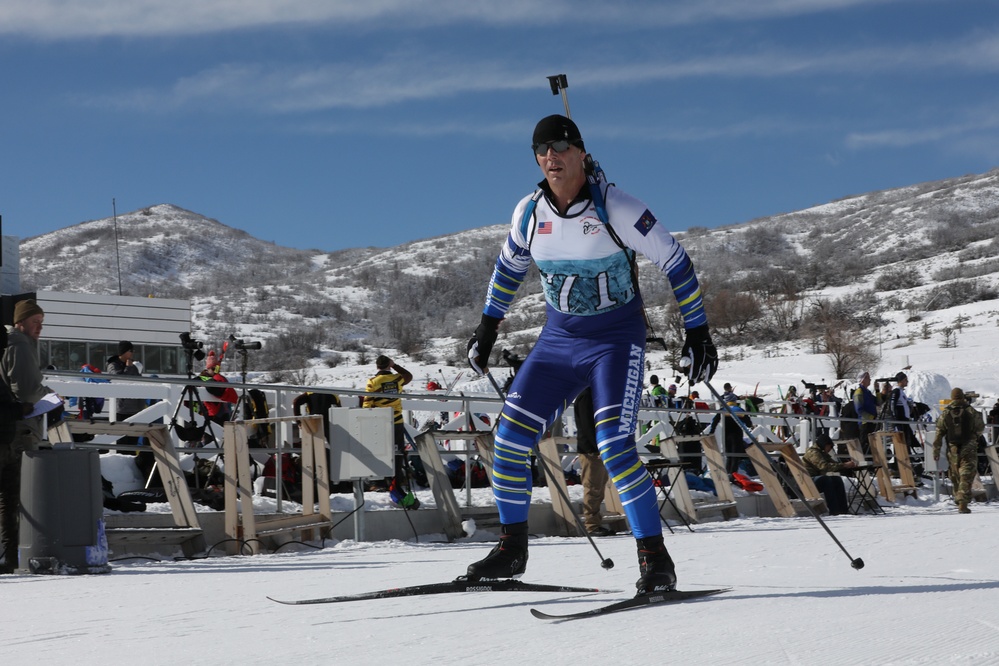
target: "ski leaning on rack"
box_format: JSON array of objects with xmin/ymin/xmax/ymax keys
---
[
  {"xmin": 267, "ymin": 578, "xmax": 615, "ymax": 605},
  {"xmin": 530, "ymin": 588, "xmax": 730, "ymax": 621}
]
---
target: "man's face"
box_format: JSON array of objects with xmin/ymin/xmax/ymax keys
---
[
  {"xmin": 17, "ymin": 314, "xmax": 43, "ymax": 342},
  {"xmin": 536, "ymin": 143, "xmax": 586, "ymax": 189},
  {"xmin": 861, "ymin": 374, "xmax": 871, "ymax": 387}
]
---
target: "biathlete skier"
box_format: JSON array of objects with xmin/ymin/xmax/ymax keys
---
[{"xmin": 464, "ymin": 114, "xmax": 717, "ymax": 595}]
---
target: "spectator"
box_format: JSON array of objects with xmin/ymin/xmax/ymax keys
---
[
  {"xmin": 665, "ymin": 383, "xmax": 684, "ymax": 409},
  {"xmin": 641, "ymin": 374, "xmax": 669, "ymax": 451},
  {"xmin": 988, "ymin": 399, "xmax": 999, "ymax": 446},
  {"xmin": 673, "ymin": 390, "xmax": 706, "ymax": 437},
  {"xmin": 720, "ymin": 382, "xmax": 739, "ymax": 404},
  {"xmin": 364, "ymin": 355, "xmax": 420, "ymax": 509},
  {"xmin": 464, "ymin": 114, "xmax": 716, "ymax": 595},
  {"xmin": 853, "ymin": 372, "xmax": 878, "ymax": 454},
  {"xmin": 816, "ymin": 386, "xmax": 840, "ymax": 438},
  {"xmin": 932, "ymin": 388, "xmax": 985, "ymax": 514},
  {"xmin": 198, "ymin": 350, "xmax": 238, "ymax": 429},
  {"xmin": 646, "ymin": 375, "xmax": 667, "ymax": 407},
  {"xmin": 784, "ymin": 385, "xmax": 803, "ymax": 415},
  {"xmin": 708, "ymin": 397, "xmax": 753, "ymax": 478},
  {"xmin": 106, "ymin": 340, "xmax": 145, "ymax": 446},
  {"xmin": 803, "ymin": 433, "xmax": 857, "ymax": 515},
  {"xmin": 573, "ymin": 387, "xmax": 612, "ymax": 536},
  {"xmin": 1, "ymin": 300, "xmax": 52, "ymax": 574},
  {"xmin": 292, "ymin": 391, "xmax": 341, "ymax": 436},
  {"xmin": 876, "ymin": 379, "xmax": 893, "ymax": 420},
  {"xmin": 687, "ymin": 391, "xmax": 710, "ymax": 411},
  {"xmin": 888, "ymin": 372, "xmax": 919, "ymax": 454}
]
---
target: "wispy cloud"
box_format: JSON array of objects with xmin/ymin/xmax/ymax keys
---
[
  {"xmin": 0, "ymin": 0, "xmax": 917, "ymax": 40},
  {"xmin": 78, "ymin": 57, "xmax": 541, "ymax": 113},
  {"xmin": 76, "ymin": 30, "xmax": 999, "ymax": 117},
  {"xmin": 846, "ymin": 109, "xmax": 999, "ymax": 150}
]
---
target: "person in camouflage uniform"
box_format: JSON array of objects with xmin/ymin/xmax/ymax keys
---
[
  {"xmin": 932, "ymin": 388, "xmax": 985, "ymax": 514},
  {"xmin": 803, "ymin": 434, "xmax": 857, "ymax": 515}
]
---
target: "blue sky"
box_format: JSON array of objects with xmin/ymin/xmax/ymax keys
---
[{"xmin": 2, "ymin": 0, "xmax": 998, "ymax": 253}]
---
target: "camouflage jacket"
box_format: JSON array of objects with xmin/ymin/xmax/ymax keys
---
[
  {"xmin": 932, "ymin": 399, "xmax": 985, "ymax": 459},
  {"xmin": 803, "ymin": 444, "xmax": 850, "ymax": 476}
]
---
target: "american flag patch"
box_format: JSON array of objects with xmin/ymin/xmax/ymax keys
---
[
  {"xmin": 634, "ymin": 209, "xmax": 657, "ymax": 236},
  {"xmin": 537, "ymin": 220, "xmax": 552, "ymax": 235}
]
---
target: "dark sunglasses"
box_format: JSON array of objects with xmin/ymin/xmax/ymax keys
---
[{"xmin": 532, "ymin": 139, "xmax": 573, "ymax": 156}]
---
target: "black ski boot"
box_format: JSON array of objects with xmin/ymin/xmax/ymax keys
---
[
  {"xmin": 466, "ymin": 522, "xmax": 529, "ymax": 580},
  {"xmin": 635, "ymin": 535, "xmax": 677, "ymax": 596}
]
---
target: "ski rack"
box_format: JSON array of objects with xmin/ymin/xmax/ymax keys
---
[
  {"xmin": 222, "ymin": 414, "xmax": 331, "ymax": 554},
  {"xmin": 866, "ymin": 430, "xmax": 918, "ymax": 502},
  {"xmin": 656, "ymin": 435, "xmax": 739, "ymax": 523}
]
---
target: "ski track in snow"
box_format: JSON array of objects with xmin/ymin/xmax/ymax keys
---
[{"xmin": 4, "ymin": 505, "xmax": 999, "ymax": 664}]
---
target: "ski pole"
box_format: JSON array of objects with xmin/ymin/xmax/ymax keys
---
[
  {"xmin": 702, "ymin": 378, "xmax": 865, "ymax": 570},
  {"xmin": 484, "ymin": 371, "xmax": 614, "ymax": 570}
]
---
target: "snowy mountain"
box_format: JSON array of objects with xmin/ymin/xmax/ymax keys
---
[{"xmin": 16, "ymin": 168, "xmax": 999, "ymax": 387}]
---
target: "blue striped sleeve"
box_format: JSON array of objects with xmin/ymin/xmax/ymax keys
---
[
  {"xmin": 483, "ymin": 234, "xmax": 532, "ymax": 319},
  {"xmin": 665, "ymin": 249, "xmax": 707, "ymax": 329}
]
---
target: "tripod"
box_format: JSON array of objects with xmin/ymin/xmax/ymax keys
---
[
  {"xmin": 165, "ymin": 348, "xmax": 223, "ymax": 490},
  {"xmin": 227, "ymin": 346, "xmax": 280, "ymax": 495},
  {"xmin": 230, "ymin": 348, "xmax": 252, "ymax": 425}
]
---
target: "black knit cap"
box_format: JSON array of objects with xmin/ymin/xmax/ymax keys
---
[
  {"xmin": 118, "ymin": 340, "xmax": 134, "ymax": 355},
  {"xmin": 532, "ymin": 114, "xmax": 584, "ymax": 151}
]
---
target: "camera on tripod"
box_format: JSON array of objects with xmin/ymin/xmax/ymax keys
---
[
  {"xmin": 228, "ymin": 334, "xmax": 262, "ymax": 351},
  {"xmin": 801, "ymin": 380, "xmax": 828, "ymax": 391},
  {"xmin": 179, "ymin": 332, "xmax": 206, "ymax": 361}
]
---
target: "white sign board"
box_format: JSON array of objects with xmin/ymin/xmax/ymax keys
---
[{"xmin": 328, "ymin": 407, "xmax": 394, "ymax": 481}]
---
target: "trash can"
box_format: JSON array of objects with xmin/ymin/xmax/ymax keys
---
[{"xmin": 18, "ymin": 448, "xmax": 111, "ymax": 574}]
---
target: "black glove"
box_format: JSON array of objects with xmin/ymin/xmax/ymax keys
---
[
  {"xmin": 467, "ymin": 314, "xmax": 501, "ymax": 375},
  {"xmin": 680, "ymin": 324, "xmax": 717, "ymax": 383}
]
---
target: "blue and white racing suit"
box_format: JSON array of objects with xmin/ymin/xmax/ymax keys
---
[{"xmin": 482, "ymin": 181, "xmax": 707, "ymax": 538}]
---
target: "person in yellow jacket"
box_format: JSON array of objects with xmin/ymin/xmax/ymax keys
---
[{"xmin": 363, "ymin": 356, "xmax": 418, "ymax": 509}]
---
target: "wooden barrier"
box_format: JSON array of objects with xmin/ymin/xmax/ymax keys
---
[
  {"xmin": 659, "ymin": 436, "xmax": 739, "ymax": 523},
  {"xmin": 413, "ymin": 431, "xmax": 476, "ymax": 541},
  {"xmin": 223, "ymin": 415, "xmax": 331, "ymax": 555},
  {"xmin": 867, "ymin": 430, "xmax": 918, "ymax": 502},
  {"xmin": 842, "ymin": 438, "xmax": 885, "ymax": 514},
  {"xmin": 745, "ymin": 442, "xmax": 827, "ymax": 517},
  {"xmin": 48, "ymin": 421, "xmax": 206, "ymax": 556}
]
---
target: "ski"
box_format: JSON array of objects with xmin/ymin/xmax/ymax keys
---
[
  {"xmin": 268, "ymin": 578, "xmax": 615, "ymax": 605},
  {"xmin": 530, "ymin": 588, "xmax": 730, "ymax": 621}
]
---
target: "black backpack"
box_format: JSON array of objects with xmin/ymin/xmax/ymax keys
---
[
  {"xmin": 243, "ymin": 388, "xmax": 272, "ymax": 447},
  {"xmin": 947, "ymin": 405, "xmax": 974, "ymax": 443}
]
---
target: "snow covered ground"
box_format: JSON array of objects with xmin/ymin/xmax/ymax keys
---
[
  {"xmin": 5, "ymin": 280, "xmax": 999, "ymax": 664},
  {"xmin": 2, "ymin": 497, "xmax": 998, "ymax": 665}
]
